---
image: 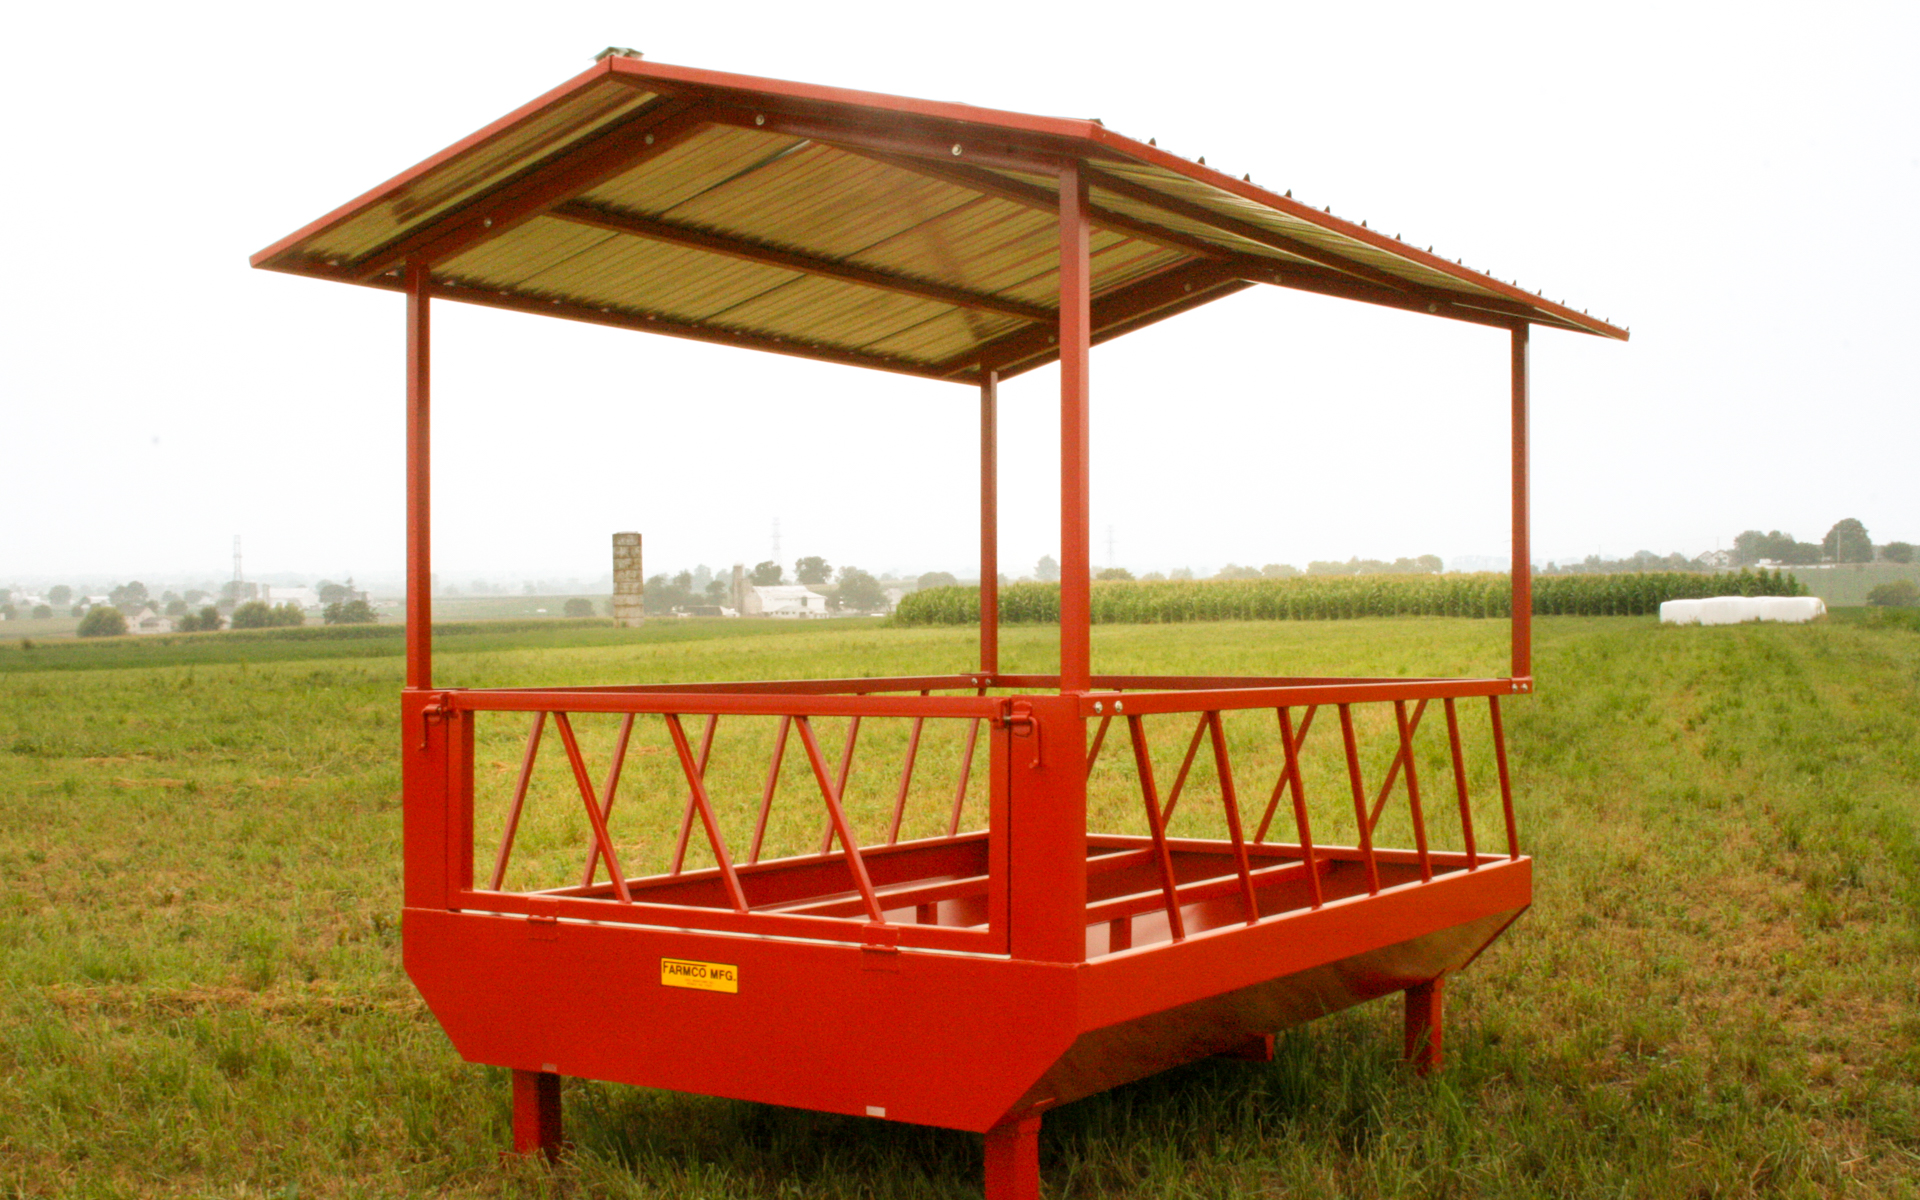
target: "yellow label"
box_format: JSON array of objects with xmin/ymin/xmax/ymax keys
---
[{"xmin": 660, "ymin": 957, "xmax": 738, "ymax": 994}]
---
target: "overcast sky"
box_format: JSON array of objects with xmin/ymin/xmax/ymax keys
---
[{"xmin": 4, "ymin": 1, "xmax": 1914, "ymax": 590}]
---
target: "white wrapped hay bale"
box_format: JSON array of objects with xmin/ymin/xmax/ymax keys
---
[
  {"xmin": 1660, "ymin": 595, "xmax": 1824, "ymax": 625},
  {"xmin": 1757, "ymin": 596, "xmax": 1826, "ymax": 623},
  {"xmin": 1659, "ymin": 599, "xmax": 1702, "ymax": 624}
]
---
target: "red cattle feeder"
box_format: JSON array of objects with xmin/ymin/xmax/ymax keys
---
[{"xmin": 255, "ymin": 52, "xmax": 1626, "ymax": 1198}]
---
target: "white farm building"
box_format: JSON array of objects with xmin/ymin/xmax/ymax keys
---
[{"xmin": 744, "ymin": 585, "xmax": 828, "ymax": 618}]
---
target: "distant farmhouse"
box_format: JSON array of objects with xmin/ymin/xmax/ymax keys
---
[
  {"xmin": 123, "ymin": 605, "xmax": 174, "ymax": 635},
  {"xmin": 743, "ymin": 585, "xmax": 828, "ymax": 618}
]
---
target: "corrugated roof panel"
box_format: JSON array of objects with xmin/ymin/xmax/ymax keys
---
[
  {"xmin": 438, "ymin": 220, "xmax": 621, "ymax": 289},
  {"xmin": 1088, "ymin": 185, "xmax": 1309, "ymax": 264},
  {"xmin": 708, "ymin": 275, "xmax": 982, "ymax": 351},
  {"xmin": 1095, "ymin": 159, "xmax": 1505, "ymax": 298},
  {"xmin": 860, "ymin": 199, "xmax": 1060, "ymax": 296},
  {"xmin": 580, "ymin": 125, "xmax": 809, "ymax": 217},
  {"xmin": 463, "ymin": 224, "xmax": 807, "ymax": 322},
  {"xmin": 257, "ymin": 59, "xmax": 1626, "ymax": 367},
  {"xmin": 301, "ymin": 86, "xmax": 660, "ymax": 264},
  {"xmin": 993, "ymin": 229, "xmax": 1188, "ymax": 307},
  {"xmin": 1088, "ymin": 239, "xmax": 1194, "ymax": 296},
  {"xmin": 863, "ymin": 307, "xmax": 1022, "ymax": 365},
  {"xmin": 668, "ymin": 144, "xmax": 988, "ymax": 262}
]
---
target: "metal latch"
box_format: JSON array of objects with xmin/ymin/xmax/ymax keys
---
[
  {"xmin": 999, "ymin": 700, "xmax": 1042, "ymax": 767},
  {"xmin": 418, "ymin": 693, "xmax": 454, "ymax": 751}
]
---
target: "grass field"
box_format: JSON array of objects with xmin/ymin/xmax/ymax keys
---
[{"xmin": 2, "ymin": 615, "xmax": 1917, "ymax": 1198}]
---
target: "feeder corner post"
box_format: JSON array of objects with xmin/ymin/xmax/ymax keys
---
[
  {"xmin": 1509, "ymin": 322, "xmax": 1531, "ymax": 686},
  {"xmin": 405, "ymin": 258, "xmax": 433, "ymax": 691},
  {"xmin": 1057, "ymin": 162, "xmax": 1092, "ymax": 694},
  {"xmin": 400, "ymin": 257, "xmax": 458, "ymax": 913},
  {"xmin": 980, "ymin": 367, "xmax": 1000, "ymax": 677}
]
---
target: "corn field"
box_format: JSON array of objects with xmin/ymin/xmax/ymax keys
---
[{"xmin": 892, "ymin": 570, "xmax": 1806, "ymax": 626}]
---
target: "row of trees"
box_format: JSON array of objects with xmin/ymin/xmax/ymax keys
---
[
  {"xmin": 1732, "ymin": 519, "xmax": 1912, "ymax": 567},
  {"xmin": 1033, "ymin": 555, "xmax": 1441, "ymax": 584},
  {"xmin": 641, "ymin": 556, "xmax": 895, "ymax": 614}
]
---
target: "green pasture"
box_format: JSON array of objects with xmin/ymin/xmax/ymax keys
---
[
  {"xmin": 430, "ymin": 595, "xmax": 608, "ymax": 622},
  {"xmin": 2, "ymin": 615, "xmax": 1917, "ymax": 1198}
]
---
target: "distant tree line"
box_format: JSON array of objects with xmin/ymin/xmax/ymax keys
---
[
  {"xmin": 644, "ymin": 556, "xmax": 894, "ymax": 615},
  {"xmin": 1733, "ymin": 519, "xmax": 1909, "ymax": 567}
]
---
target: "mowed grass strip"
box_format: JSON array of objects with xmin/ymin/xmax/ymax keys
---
[{"xmin": 1, "ymin": 617, "xmax": 1916, "ymax": 1198}]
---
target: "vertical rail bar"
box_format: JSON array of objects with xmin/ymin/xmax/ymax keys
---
[
  {"xmin": 1338, "ymin": 704, "xmax": 1380, "ymax": 895},
  {"xmin": 1394, "ymin": 700, "xmax": 1433, "ymax": 884},
  {"xmin": 404, "ymin": 260, "xmax": 432, "ymax": 690},
  {"xmin": 670, "ymin": 714, "xmax": 720, "ymax": 874},
  {"xmin": 947, "ymin": 717, "xmax": 980, "ymax": 836},
  {"xmin": 1443, "ymin": 698, "xmax": 1478, "ymax": 869},
  {"xmin": 1158, "ymin": 714, "xmax": 1209, "ymax": 826},
  {"xmin": 1204, "ymin": 711, "xmax": 1260, "ymax": 925},
  {"xmin": 1511, "ymin": 323, "xmax": 1532, "ymax": 683},
  {"xmin": 1084, "ymin": 713, "xmax": 1111, "ymax": 779},
  {"xmin": 1057, "ymin": 162, "xmax": 1093, "ymax": 693},
  {"xmin": 1275, "ymin": 707, "xmax": 1322, "ymax": 908},
  {"xmin": 663, "ymin": 714, "xmax": 748, "ymax": 912},
  {"xmin": 1367, "ymin": 698, "xmax": 1428, "ymax": 833},
  {"xmin": 487, "ymin": 711, "xmax": 545, "ymax": 891},
  {"xmin": 1254, "ymin": 705, "xmax": 1317, "ymax": 843},
  {"xmin": 1489, "ymin": 695, "xmax": 1519, "ymax": 858},
  {"xmin": 794, "ymin": 717, "xmax": 884, "ymax": 922},
  {"xmin": 1125, "ymin": 715, "xmax": 1186, "ymax": 941},
  {"xmin": 579, "ymin": 713, "xmax": 636, "ymax": 887},
  {"xmin": 818, "ymin": 716, "xmax": 863, "ymax": 853},
  {"xmin": 749, "ymin": 716, "xmax": 792, "ymax": 864},
  {"xmin": 887, "ymin": 716, "xmax": 926, "ymax": 845},
  {"xmin": 980, "ymin": 369, "xmax": 1000, "ymax": 676},
  {"xmin": 552, "ymin": 713, "xmax": 631, "ymax": 904}
]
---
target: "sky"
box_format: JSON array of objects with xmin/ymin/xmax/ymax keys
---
[{"xmin": 3, "ymin": 1, "xmax": 1915, "ymax": 592}]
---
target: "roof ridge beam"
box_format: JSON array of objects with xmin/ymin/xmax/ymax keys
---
[
  {"xmin": 550, "ymin": 202, "xmax": 1053, "ymax": 324},
  {"xmin": 698, "ymin": 105, "xmax": 1084, "ymax": 177},
  {"xmin": 352, "ymin": 99, "xmax": 709, "ymax": 280}
]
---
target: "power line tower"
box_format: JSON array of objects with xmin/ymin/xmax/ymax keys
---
[
  {"xmin": 232, "ymin": 536, "xmax": 243, "ymax": 592},
  {"xmin": 771, "ymin": 517, "xmax": 782, "ymax": 565}
]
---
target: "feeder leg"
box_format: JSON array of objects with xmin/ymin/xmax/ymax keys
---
[
  {"xmin": 510, "ymin": 1069, "xmax": 564, "ymax": 1161},
  {"xmin": 982, "ymin": 1114, "xmax": 1041, "ymax": 1200},
  {"xmin": 1403, "ymin": 975, "xmax": 1444, "ymax": 1074},
  {"xmin": 1219, "ymin": 1032, "xmax": 1275, "ymax": 1062}
]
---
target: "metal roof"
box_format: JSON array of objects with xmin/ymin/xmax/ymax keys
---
[{"xmin": 253, "ymin": 54, "xmax": 1628, "ymax": 383}]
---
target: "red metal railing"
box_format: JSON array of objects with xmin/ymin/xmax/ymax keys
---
[
  {"xmin": 447, "ymin": 680, "xmax": 1006, "ymax": 954},
  {"xmin": 432, "ymin": 673, "xmax": 1520, "ymax": 958},
  {"xmin": 1076, "ymin": 680, "xmax": 1518, "ymax": 954}
]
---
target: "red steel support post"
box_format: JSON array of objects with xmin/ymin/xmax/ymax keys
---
[
  {"xmin": 510, "ymin": 1068, "xmax": 564, "ymax": 1160},
  {"xmin": 1510, "ymin": 323, "xmax": 1531, "ymax": 684},
  {"xmin": 981, "ymin": 369, "xmax": 1000, "ymax": 676},
  {"xmin": 983, "ymin": 1115, "xmax": 1042, "ymax": 1200},
  {"xmin": 1404, "ymin": 975, "xmax": 1445, "ymax": 1074},
  {"xmin": 1057, "ymin": 164, "xmax": 1092, "ymax": 694},
  {"xmin": 406, "ymin": 260, "xmax": 432, "ymax": 690}
]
